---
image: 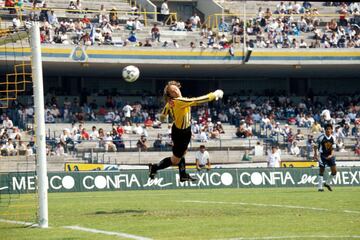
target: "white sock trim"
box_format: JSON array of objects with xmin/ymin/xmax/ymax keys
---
[{"xmin": 318, "ymin": 176, "xmax": 324, "ymax": 189}]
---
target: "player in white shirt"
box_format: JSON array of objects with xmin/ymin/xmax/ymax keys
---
[
  {"xmin": 267, "ymin": 145, "xmax": 281, "ymax": 167},
  {"xmin": 195, "ymin": 145, "xmax": 211, "ymax": 171}
]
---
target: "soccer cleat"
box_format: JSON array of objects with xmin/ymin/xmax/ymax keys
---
[
  {"xmin": 318, "ymin": 189, "xmax": 324, "ymax": 192},
  {"xmin": 148, "ymin": 164, "xmax": 157, "ymax": 180},
  {"xmin": 324, "ymin": 183, "xmax": 333, "ymax": 191},
  {"xmin": 180, "ymin": 174, "xmax": 198, "ymax": 182}
]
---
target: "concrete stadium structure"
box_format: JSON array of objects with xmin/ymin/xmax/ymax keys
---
[{"xmin": 1, "ymin": 46, "xmax": 359, "ymax": 96}]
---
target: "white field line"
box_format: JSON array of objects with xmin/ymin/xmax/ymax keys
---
[
  {"xmin": 181, "ymin": 200, "xmax": 360, "ymax": 215},
  {"xmin": 217, "ymin": 235, "xmax": 360, "ymax": 240},
  {"xmin": 181, "ymin": 200, "xmax": 329, "ymax": 211},
  {"xmin": 0, "ymin": 218, "xmax": 38, "ymax": 227},
  {"xmin": 0, "ymin": 219, "xmax": 152, "ymax": 240},
  {"xmin": 343, "ymin": 210, "xmax": 360, "ymax": 214},
  {"xmin": 63, "ymin": 225, "xmax": 153, "ymax": 240}
]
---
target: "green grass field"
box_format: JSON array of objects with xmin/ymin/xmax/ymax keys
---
[{"xmin": 1, "ymin": 187, "xmax": 360, "ymax": 240}]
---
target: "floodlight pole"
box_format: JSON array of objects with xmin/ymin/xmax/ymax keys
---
[{"xmin": 31, "ymin": 22, "xmax": 48, "ymax": 228}]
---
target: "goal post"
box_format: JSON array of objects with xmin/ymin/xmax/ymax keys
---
[{"xmin": 30, "ymin": 22, "xmax": 48, "ymax": 228}]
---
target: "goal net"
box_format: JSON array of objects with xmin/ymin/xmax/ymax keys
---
[{"xmin": 0, "ymin": 16, "xmax": 40, "ymax": 227}]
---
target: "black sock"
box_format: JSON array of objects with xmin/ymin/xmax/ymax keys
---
[
  {"xmin": 178, "ymin": 157, "xmax": 186, "ymax": 177},
  {"xmin": 155, "ymin": 157, "xmax": 172, "ymax": 171}
]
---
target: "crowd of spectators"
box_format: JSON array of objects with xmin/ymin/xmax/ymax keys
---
[
  {"xmin": 0, "ymin": 89, "xmax": 359, "ymax": 156},
  {"xmin": 0, "ymin": 114, "xmax": 34, "ymax": 156},
  {"xmin": 216, "ymin": 1, "xmax": 360, "ymax": 49},
  {"xmin": 1, "ymin": 1, "xmax": 359, "ymax": 158},
  {"xmin": 220, "ymin": 91, "xmax": 360, "ymax": 156},
  {"xmin": 3, "ymin": 1, "xmax": 360, "ymax": 49}
]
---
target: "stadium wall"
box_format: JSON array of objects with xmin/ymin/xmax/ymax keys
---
[
  {"xmin": 1, "ymin": 168, "xmax": 359, "ymax": 193},
  {"xmin": 196, "ymin": 0, "xmax": 223, "ymax": 25},
  {"xmin": 1, "ymin": 47, "xmax": 360, "ymax": 65}
]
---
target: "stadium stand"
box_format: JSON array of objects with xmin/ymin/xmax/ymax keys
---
[
  {"xmin": 0, "ymin": 1, "xmax": 359, "ymax": 172},
  {"xmin": 1, "ymin": 1, "xmax": 359, "ymax": 48}
]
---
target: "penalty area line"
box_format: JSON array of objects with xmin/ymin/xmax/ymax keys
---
[
  {"xmin": 181, "ymin": 200, "xmax": 329, "ymax": 212},
  {"xmin": 63, "ymin": 225, "xmax": 153, "ymax": 240},
  {"xmin": 216, "ymin": 235, "xmax": 360, "ymax": 240},
  {"xmin": 181, "ymin": 200, "xmax": 360, "ymax": 215},
  {"xmin": 0, "ymin": 218, "xmax": 38, "ymax": 227}
]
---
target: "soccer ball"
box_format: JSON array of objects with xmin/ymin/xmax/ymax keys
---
[{"xmin": 122, "ymin": 65, "xmax": 140, "ymax": 82}]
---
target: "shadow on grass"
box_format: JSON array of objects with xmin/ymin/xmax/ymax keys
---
[{"xmin": 89, "ymin": 209, "xmax": 146, "ymax": 215}]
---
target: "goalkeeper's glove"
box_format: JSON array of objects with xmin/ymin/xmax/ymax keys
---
[{"xmin": 214, "ymin": 89, "xmax": 224, "ymax": 100}]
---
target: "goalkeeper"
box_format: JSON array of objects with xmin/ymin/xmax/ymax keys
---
[{"xmin": 149, "ymin": 80, "xmax": 224, "ymax": 182}]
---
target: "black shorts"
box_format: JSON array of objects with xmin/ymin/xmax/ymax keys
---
[
  {"xmin": 171, "ymin": 125, "xmax": 191, "ymax": 158},
  {"xmin": 319, "ymin": 155, "xmax": 336, "ymax": 168}
]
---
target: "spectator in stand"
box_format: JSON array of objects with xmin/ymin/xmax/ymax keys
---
[
  {"xmin": 136, "ymin": 135, "xmax": 148, "ymax": 151},
  {"xmin": 190, "ymin": 13, "xmax": 201, "ymax": 30},
  {"xmin": 45, "ymin": 111, "xmax": 55, "ymax": 123},
  {"xmin": 185, "ymin": 18, "xmax": 192, "ymax": 31},
  {"xmin": 112, "ymin": 130, "xmax": 125, "ymax": 150},
  {"xmin": 89, "ymin": 126, "xmax": 99, "ymax": 140},
  {"xmin": 327, "ymin": 19, "xmax": 338, "ymax": 32},
  {"xmin": 172, "ymin": 40, "xmax": 179, "ymax": 48},
  {"xmin": 151, "ymin": 24, "xmax": 160, "ymax": 42},
  {"xmin": 123, "ymin": 121, "xmax": 132, "ymax": 134},
  {"xmin": 16, "ymin": 140, "xmax": 27, "ymax": 155},
  {"xmin": 134, "ymin": 18, "xmax": 143, "ymax": 31},
  {"xmin": 171, "ymin": 18, "xmax": 185, "ymax": 31},
  {"xmin": 55, "ymin": 143, "xmax": 66, "ymax": 156},
  {"xmin": 352, "ymin": 122, "xmax": 359, "ymax": 137},
  {"xmin": 116, "ymin": 123, "xmax": 124, "ymax": 136},
  {"xmin": 104, "ymin": 132, "xmax": 116, "ymax": 152},
  {"xmin": 161, "ymin": 0, "xmax": 170, "ymax": 25},
  {"xmin": 75, "ymin": 0, "xmax": 82, "ymax": 13},
  {"xmin": 98, "ymin": 4, "xmax": 107, "ymax": 24},
  {"xmin": 123, "ymin": 103, "xmax": 133, "ymax": 123},
  {"xmin": 219, "ymin": 18, "xmax": 229, "ymax": 32},
  {"xmin": 12, "ymin": 16, "xmax": 21, "ymax": 30},
  {"xmin": 144, "ymin": 117, "xmax": 153, "ymax": 128},
  {"xmin": 306, "ymin": 134, "xmax": 315, "ymax": 158},
  {"xmin": 236, "ymin": 120, "xmax": 252, "ymax": 138},
  {"xmin": 3, "ymin": 116, "xmax": 13, "ymax": 130},
  {"xmin": 354, "ymin": 139, "xmax": 360, "ymax": 155},
  {"xmin": 126, "ymin": 18, "xmax": 135, "ymax": 30},
  {"xmin": 195, "ymin": 145, "xmax": 211, "ymax": 172},
  {"xmin": 311, "ymin": 121, "xmax": 322, "ymax": 134},
  {"xmin": 290, "ymin": 141, "xmax": 301, "ymax": 156},
  {"xmin": 196, "ymin": 129, "xmax": 208, "ymax": 142},
  {"xmin": 2, "ymin": 139, "xmax": 16, "ymax": 156},
  {"xmin": 81, "ymin": 15, "xmax": 91, "ymax": 29},
  {"xmin": 48, "ymin": 10, "xmax": 58, "ymax": 26},
  {"xmin": 80, "ymin": 128, "xmax": 89, "ymax": 140},
  {"xmin": 295, "ymin": 129, "xmax": 305, "ymax": 141},
  {"xmin": 128, "ymin": 31, "xmax": 137, "ymax": 43},
  {"xmin": 68, "ymin": 1, "xmax": 76, "ymax": 11},
  {"xmin": 39, "ymin": 3, "xmax": 48, "ymax": 21},
  {"xmin": 80, "ymin": 32, "xmax": 92, "ymax": 46},
  {"xmin": 154, "ymin": 133, "xmax": 166, "ymax": 150},
  {"xmin": 267, "ymin": 145, "xmax": 281, "ymax": 168},
  {"xmin": 5, "ymin": 0, "xmax": 16, "ymax": 14},
  {"xmin": 132, "ymin": 123, "xmax": 144, "ymax": 135}
]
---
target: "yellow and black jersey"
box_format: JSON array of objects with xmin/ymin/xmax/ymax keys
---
[
  {"xmin": 317, "ymin": 134, "xmax": 336, "ymax": 157},
  {"xmin": 161, "ymin": 92, "xmax": 216, "ymax": 129}
]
